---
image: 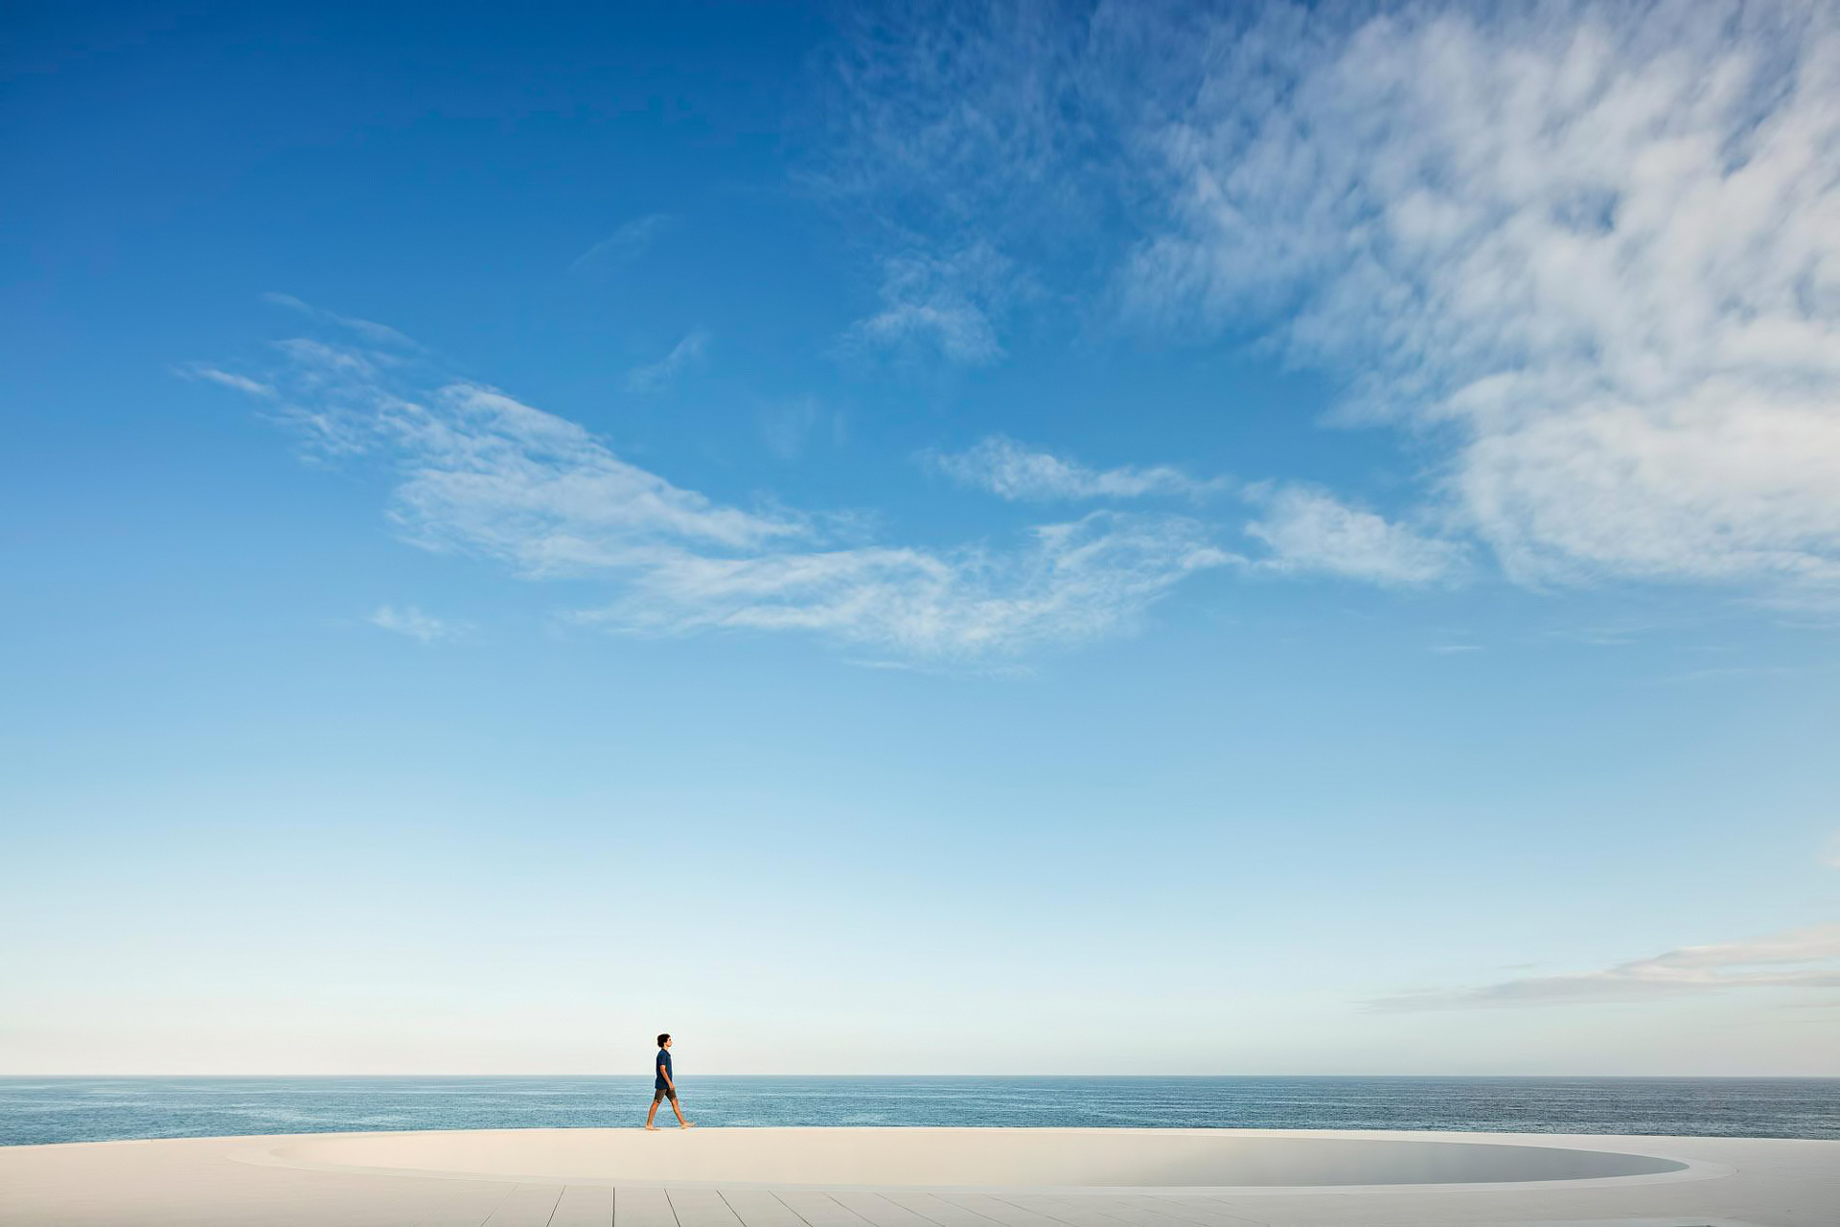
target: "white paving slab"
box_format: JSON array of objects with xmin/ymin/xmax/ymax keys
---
[
  {"xmin": 485, "ymin": 1184, "xmax": 566, "ymax": 1227},
  {"xmin": 828, "ymin": 1190, "xmax": 945, "ymax": 1227},
  {"xmin": 415, "ymin": 1183, "xmax": 521, "ymax": 1227},
  {"xmin": 671, "ymin": 1187, "xmax": 747, "ymax": 1227},
  {"xmin": 876, "ymin": 1191, "xmax": 1003, "ymax": 1227},
  {"xmin": 550, "ymin": 1186, "xmax": 617, "ymax": 1227},
  {"xmin": 617, "ymin": 1186, "xmax": 681, "ymax": 1227},
  {"xmin": 777, "ymin": 1191, "xmax": 874, "ymax": 1227},
  {"xmin": 717, "ymin": 1190, "xmax": 808, "ymax": 1227},
  {"xmin": 1006, "ymin": 1193, "xmax": 1265, "ymax": 1227},
  {"xmin": 934, "ymin": 1192, "xmax": 1077, "ymax": 1227}
]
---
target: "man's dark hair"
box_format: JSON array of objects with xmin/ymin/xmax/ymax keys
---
[{"xmin": 657, "ymin": 1033, "xmax": 671, "ymax": 1048}]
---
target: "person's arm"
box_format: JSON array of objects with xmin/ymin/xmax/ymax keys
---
[{"xmin": 659, "ymin": 1060, "xmax": 674, "ymax": 1091}]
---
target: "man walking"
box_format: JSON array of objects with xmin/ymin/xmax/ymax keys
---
[{"xmin": 645, "ymin": 1033, "xmax": 695, "ymax": 1130}]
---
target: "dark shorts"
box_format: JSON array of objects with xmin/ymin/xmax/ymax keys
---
[{"xmin": 652, "ymin": 1086, "xmax": 678, "ymax": 1103}]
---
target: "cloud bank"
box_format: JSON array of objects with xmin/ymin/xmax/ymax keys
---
[
  {"xmin": 1374, "ymin": 923, "xmax": 1840, "ymax": 1010},
  {"xmin": 829, "ymin": 0, "xmax": 1840, "ymax": 606},
  {"xmin": 206, "ymin": 316, "xmax": 1229, "ymax": 662}
]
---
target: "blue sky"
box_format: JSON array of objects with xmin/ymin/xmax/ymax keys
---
[{"xmin": 4, "ymin": 0, "xmax": 1839, "ymax": 1076}]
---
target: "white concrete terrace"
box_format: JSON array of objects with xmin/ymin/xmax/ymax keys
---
[{"xmin": 0, "ymin": 1126, "xmax": 1834, "ymax": 1226}]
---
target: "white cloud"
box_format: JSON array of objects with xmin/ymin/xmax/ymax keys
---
[
  {"xmin": 246, "ymin": 326, "xmax": 803, "ymax": 571},
  {"xmin": 826, "ymin": 1, "xmax": 1840, "ymax": 606},
  {"xmin": 930, "ymin": 440, "xmax": 1459, "ymax": 589},
  {"xmin": 262, "ymin": 293, "xmax": 421, "ymax": 351},
  {"xmin": 387, "ymin": 386, "xmax": 800, "ymax": 571},
  {"xmin": 848, "ymin": 302, "xmax": 999, "ymax": 366},
  {"xmin": 211, "ymin": 317, "xmax": 1225, "ymax": 660},
  {"xmin": 1124, "ymin": 1, "xmax": 1840, "ymax": 601},
  {"xmin": 1373, "ymin": 923, "xmax": 1840, "ymax": 1010},
  {"xmin": 582, "ymin": 511, "xmax": 1230, "ymax": 659},
  {"xmin": 368, "ymin": 605, "xmax": 466, "ymax": 644},
  {"xmin": 926, "ymin": 435, "xmax": 1223, "ymax": 501},
  {"xmin": 177, "ymin": 365, "xmax": 275, "ymax": 397},
  {"xmin": 569, "ymin": 213, "xmax": 674, "ymax": 275},
  {"xmin": 1244, "ymin": 485, "xmax": 1465, "ymax": 585},
  {"xmin": 626, "ymin": 328, "xmax": 709, "ymax": 393},
  {"xmin": 812, "ymin": 3, "xmax": 1113, "ymax": 243},
  {"xmin": 838, "ymin": 245, "xmax": 1009, "ymax": 367}
]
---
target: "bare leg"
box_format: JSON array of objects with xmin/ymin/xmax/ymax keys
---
[
  {"xmin": 669, "ymin": 1096, "xmax": 695, "ymax": 1128},
  {"xmin": 645, "ymin": 1096, "xmax": 662, "ymax": 1130}
]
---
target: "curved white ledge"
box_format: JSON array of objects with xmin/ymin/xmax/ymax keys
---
[{"xmin": 242, "ymin": 1126, "xmax": 1708, "ymax": 1193}]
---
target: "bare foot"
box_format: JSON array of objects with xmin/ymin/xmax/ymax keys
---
[
  {"xmin": 681, "ymin": 1121, "xmax": 698, "ymax": 1129},
  {"xmin": 645, "ymin": 1124, "xmax": 658, "ymax": 1131}
]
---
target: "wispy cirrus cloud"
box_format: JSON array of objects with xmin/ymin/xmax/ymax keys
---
[
  {"xmin": 1373, "ymin": 923, "xmax": 1840, "ymax": 1011},
  {"xmin": 201, "ymin": 308, "xmax": 1228, "ymax": 661},
  {"xmin": 837, "ymin": 244, "xmax": 1010, "ymax": 367},
  {"xmin": 369, "ymin": 605, "xmax": 468, "ymax": 644},
  {"xmin": 568, "ymin": 213, "xmax": 674, "ymax": 275},
  {"xmin": 263, "ymin": 292, "xmax": 423, "ymax": 351},
  {"xmin": 176, "ymin": 364, "xmax": 275, "ymax": 398},
  {"xmin": 825, "ymin": 0, "xmax": 1840, "ymax": 607},
  {"xmin": 626, "ymin": 328, "xmax": 709, "ymax": 393},
  {"xmin": 812, "ymin": 2, "xmax": 1115, "ymax": 246},
  {"xmin": 1245, "ymin": 485, "xmax": 1465, "ymax": 586},
  {"xmin": 927, "ymin": 436, "xmax": 1459, "ymax": 582},
  {"xmin": 579, "ymin": 511, "xmax": 1229, "ymax": 658},
  {"xmin": 925, "ymin": 435, "xmax": 1223, "ymax": 502},
  {"xmin": 1123, "ymin": 1, "xmax": 1840, "ymax": 602}
]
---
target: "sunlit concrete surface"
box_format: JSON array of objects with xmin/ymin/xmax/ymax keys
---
[{"xmin": 1, "ymin": 1127, "xmax": 1834, "ymax": 1226}]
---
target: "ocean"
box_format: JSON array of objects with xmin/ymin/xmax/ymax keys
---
[{"xmin": 4, "ymin": 1076, "xmax": 1837, "ymax": 1147}]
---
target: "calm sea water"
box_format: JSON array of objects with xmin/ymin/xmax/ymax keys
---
[{"xmin": 3, "ymin": 1076, "xmax": 1837, "ymax": 1147}]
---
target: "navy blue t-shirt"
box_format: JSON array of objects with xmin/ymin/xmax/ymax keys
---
[{"xmin": 655, "ymin": 1048, "xmax": 673, "ymax": 1089}]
